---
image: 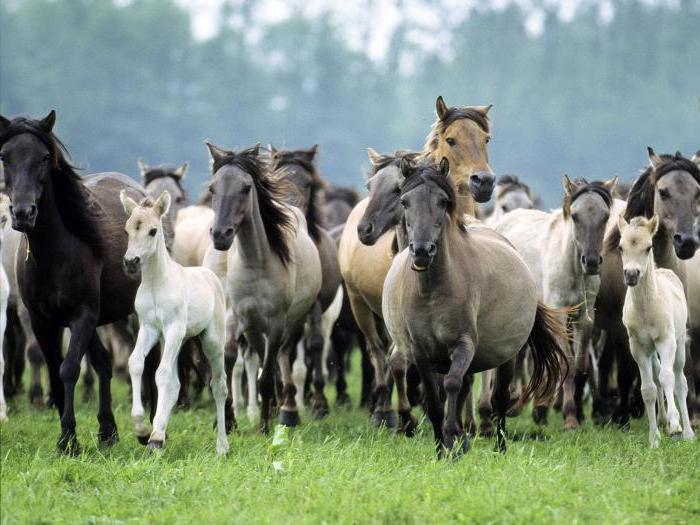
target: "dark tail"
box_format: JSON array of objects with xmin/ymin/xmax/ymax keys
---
[{"xmin": 520, "ymin": 302, "xmax": 570, "ymax": 405}]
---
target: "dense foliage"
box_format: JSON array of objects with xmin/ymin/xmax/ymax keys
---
[{"xmin": 1, "ymin": 0, "xmax": 698, "ymax": 205}]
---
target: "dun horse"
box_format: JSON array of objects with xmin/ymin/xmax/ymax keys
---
[
  {"xmin": 618, "ymin": 215, "xmax": 694, "ymax": 447},
  {"xmin": 0, "ymin": 111, "xmax": 149, "ymax": 453},
  {"xmin": 382, "ymin": 158, "xmax": 567, "ymax": 454},
  {"xmin": 121, "ymin": 191, "xmax": 229, "ymax": 453},
  {"xmin": 207, "ymin": 143, "xmax": 321, "ymax": 432}
]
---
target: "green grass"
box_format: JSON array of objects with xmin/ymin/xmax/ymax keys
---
[{"xmin": 1, "ymin": 360, "xmax": 698, "ymax": 525}]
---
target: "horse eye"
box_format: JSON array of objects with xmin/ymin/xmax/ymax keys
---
[
  {"xmin": 618, "ymin": 246, "xmax": 623, "ymax": 253},
  {"xmin": 446, "ymin": 138, "xmax": 456, "ymax": 147},
  {"xmin": 485, "ymin": 136, "xmax": 491, "ymax": 144},
  {"xmin": 208, "ymin": 186, "xmax": 215, "ymax": 194},
  {"xmin": 148, "ymin": 228, "xmax": 157, "ymax": 237},
  {"xmin": 439, "ymin": 199, "xmax": 448, "ymax": 208},
  {"xmin": 393, "ymin": 187, "xmax": 401, "ymax": 195},
  {"xmin": 175, "ymin": 196, "xmax": 183, "ymax": 203},
  {"xmin": 400, "ymin": 199, "xmax": 408, "ymax": 208},
  {"xmin": 571, "ymin": 214, "xmax": 579, "ymax": 223},
  {"xmin": 658, "ymin": 188, "xmax": 670, "ymax": 199},
  {"xmin": 646, "ymin": 246, "xmax": 652, "ymax": 253},
  {"xmin": 242, "ymin": 185, "xmax": 252, "ymax": 194}
]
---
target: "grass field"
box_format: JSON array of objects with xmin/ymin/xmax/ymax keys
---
[{"xmin": 1, "ymin": 360, "xmax": 698, "ymax": 525}]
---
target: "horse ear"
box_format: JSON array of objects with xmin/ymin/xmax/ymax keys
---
[
  {"xmin": 617, "ymin": 215, "xmax": 629, "ymax": 234},
  {"xmin": 251, "ymin": 143, "xmax": 261, "ymax": 157},
  {"xmin": 137, "ymin": 159, "xmax": 149, "ymax": 178},
  {"xmin": 0, "ymin": 114, "xmax": 10, "ymax": 132},
  {"xmin": 39, "ymin": 110, "xmax": 56, "ymax": 132},
  {"xmin": 647, "ymin": 214, "xmax": 659, "ymax": 236},
  {"xmin": 119, "ymin": 190, "xmax": 139, "ymax": 217},
  {"xmin": 173, "ymin": 162, "xmax": 188, "ymax": 179},
  {"xmin": 154, "ymin": 191, "xmax": 171, "ymax": 218},
  {"xmin": 205, "ymin": 141, "xmax": 228, "ymax": 165},
  {"xmin": 367, "ymin": 147, "xmax": 382, "ymax": 166},
  {"xmin": 399, "ymin": 156, "xmax": 413, "ymax": 178},
  {"xmin": 603, "ymin": 176, "xmax": 618, "ymax": 193},
  {"xmin": 269, "ymin": 144, "xmax": 278, "ymax": 158},
  {"xmin": 693, "ymin": 151, "xmax": 700, "ymax": 166},
  {"xmin": 474, "ymin": 104, "xmax": 493, "ymax": 115},
  {"xmin": 439, "ymin": 157, "xmax": 450, "ymax": 178},
  {"xmin": 562, "ymin": 174, "xmax": 576, "ymax": 196},
  {"xmin": 306, "ymin": 144, "xmax": 319, "ymax": 162},
  {"xmin": 647, "ymin": 147, "xmax": 663, "ymax": 169},
  {"xmin": 436, "ymin": 96, "xmax": 449, "ymax": 120}
]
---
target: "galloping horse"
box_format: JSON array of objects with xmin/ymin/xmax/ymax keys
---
[
  {"xmin": 383, "ymin": 158, "xmax": 567, "ymax": 454},
  {"xmin": 338, "ymin": 96, "xmax": 495, "ymax": 426},
  {"xmin": 207, "ymin": 143, "xmax": 321, "ymax": 432},
  {"xmin": 597, "ymin": 149, "xmax": 700, "ymax": 425},
  {"xmin": 0, "ymin": 111, "xmax": 149, "ymax": 453},
  {"xmin": 139, "ymin": 159, "xmax": 189, "ymax": 225}
]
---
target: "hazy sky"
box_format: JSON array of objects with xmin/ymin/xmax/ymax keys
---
[{"xmin": 177, "ymin": 0, "xmax": 623, "ymax": 59}]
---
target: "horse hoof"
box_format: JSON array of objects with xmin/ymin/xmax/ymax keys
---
[
  {"xmin": 398, "ymin": 411, "xmax": 418, "ymax": 437},
  {"xmin": 479, "ymin": 423, "xmax": 494, "ymax": 438},
  {"xmin": 370, "ymin": 410, "xmax": 397, "ymax": 429},
  {"xmin": 279, "ymin": 410, "xmax": 300, "ymax": 427},
  {"xmin": 335, "ymin": 392, "xmax": 351, "ymax": 407},
  {"xmin": 564, "ymin": 417, "xmax": 579, "ymax": 431},
  {"xmin": 99, "ymin": 430, "xmax": 119, "ymax": 447},
  {"xmin": 147, "ymin": 440, "xmax": 164, "ymax": 453},
  {"xmin": 311, "ymin": 403, "xmax": 329, "ymax": 419},
  {"xmin": 506, "ymin": 405, "xmax": 523, "ymax": 418},
  {"xmin": 532, "ymin": 406, "xmax": 548, "ymax": 426},
  {"xmin": 56, "ymin": 434, "xmax": 80, "ymax": 456},
  {"xmin": 136, "ymin": 433, "xmax": 150, "ymax": 446}
]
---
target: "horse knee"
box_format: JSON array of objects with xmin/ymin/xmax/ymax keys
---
[
  {"xmin": 128, "ymin": 353, "xmax": 145, "ymax": 377},
  {"xmin": 659, "ymin": 369, "xmax": 674, "ymax": 389},
  {"xmin": 640, "ymin": 383, "xmax": 657, "ymax": 404},
  {"xmin": 444, "ymin": 376, "xmax": 462, "ymax": 396},
  {"xmin": 59, "ymin": 359, "xmax": 81, "ymax": 384}
]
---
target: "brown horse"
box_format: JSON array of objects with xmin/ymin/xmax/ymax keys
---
[
  {"xmin": 596, "ymin": 148, "xmax": 700, "ymax": 425},
  {"xmin": 338, "ymin": 96, "xmax": 495, "ymax": 426},
  {"xmin": 0, "ymin": 111, "xmax": 150, "ymax": 453},
  {"xmin": 383, "ymin": 158, "xmax": 567, "ymax": 454}
]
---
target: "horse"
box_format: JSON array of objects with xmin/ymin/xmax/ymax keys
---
[
  {"xmin": 207, "ymin": 142, "xmax": 321, "ymax": 432},
  {"xmin": 618, "ymin": 215, "xmax": 694, "ymax": 447},
  {"xmin": 494, "ymin": 175, "xmax": 621, "ymax": 430},
  {"xmin": 270, "ymin": 145, "xmax": 343, "ymax": 417},
  {"xmin": 382, "ymin": 158, "xmax": 568, "ymax": 455},
  {"xmin": 596, "ymin": 149, "xmax": 700, "ymax": 426},
  {"xmin": 139, "ymin": 159, "xmax": 188, "ymax": 225},
  {"xmin": 338, "ymin": 96, "xmax": 496, "ymax": 426},
  {"xmin": 0, "ymin": 193, "xmax": 10, "ymax": 421},
  {"xmin": 323, "ymin": 186, "xmax": 359, "ymax": 228},
  {"xmin": 483, "ymin": 175, "xmax": 534, "ymax": 226},
  {"xmin": 120, "ymin": 190, "xmax": 229, "ymax": 454},
  {"xmin": 0, "ymin": 111, "xmax": 150, "ymax": 453}
]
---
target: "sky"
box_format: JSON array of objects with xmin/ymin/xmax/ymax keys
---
[{"xmin": 176, "ymin": 0, "xmax": 626, "ymax": 60}]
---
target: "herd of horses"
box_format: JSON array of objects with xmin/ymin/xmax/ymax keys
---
[{"xmin": 0, "ymin": 98, "xmax": 698, "ymax": 457}]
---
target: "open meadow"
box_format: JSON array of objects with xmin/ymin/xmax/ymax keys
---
[{"xmin": 1, "ymin": 365, "xmax": 698, "ymax": 525}]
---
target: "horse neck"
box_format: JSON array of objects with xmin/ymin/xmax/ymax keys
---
[
  {"xmin": 234, "ymin": 187, "xmax": 273, "ymax": 266},
  {"xmin": 559, "ymin": 216, "xmax": 582, "ymax": 277},
  {"xmin": 653, "ymin": 226, "xmax": 680, "ymax": 272},
  {"xmin": 627, "ymin": 255, "xmax": 659, "ymax": 312},
  {"xmin": 139, "ymin": 230, "xmax": 174, "ymax": 288},
  {"xmin": 395, "ymin": 218, "xmax": 409, "ymax": 252}
]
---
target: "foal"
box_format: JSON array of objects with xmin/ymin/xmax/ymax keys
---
[
  {"xmin": 121, "ymin": 191, "xmax": 229, "ymax": 454},
  {"xmin": 619, "ymin": 215, "xmax": 694, "ymax": 447}
]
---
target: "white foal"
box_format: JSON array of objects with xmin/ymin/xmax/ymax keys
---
[
  {"xmin": 0, "ymin": 194, "xmax": 11, "ymax": 422},
  {"xmin": 120, "ymin": 190, "xmax": 229, "ymax": 454},
  {"xmin": 619, "ymin": 215, "xmax": 694, "ymax": 448}
]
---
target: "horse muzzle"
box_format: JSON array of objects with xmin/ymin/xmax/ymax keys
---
[
  {"xmin": 673, "ymin": 233, "xmax": 697, "ymax": 260},
  {"xmin": 580, "ymin": 253, "xmax": 603, "ymax": 276},
  {"xmin": 469, "ymin": 172, "xmax": 495, "ymax": 203},
  {"xmin": 10, "ymin": 204, "xmax": 37, "ymax": 232},
  {"xmin": 409, "ymin": 242, "xmax": 436, "ymax": 272},
  {"xmin": 211, "ymin": 226, "xmax": 235, "ymax": 251},
  {"xmin": 623, "ymin": 268, "xmax": 640, "ymax": 287},
  {"xmin": 357, "ymin": 221, "xmax": 377, "ymax": 246},
  {"xmin": 123, "ymin": 256, "xmax": 141, "ymax": 277}
]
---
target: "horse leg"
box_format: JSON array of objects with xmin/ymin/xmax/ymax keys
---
[
  {"xmin": 128, "ymin": 324, "xmax": 159, "ymax": 445},
  {"xmin": 31, "ymin": 320, "xmax": 63, "ymax": 417},
  {"xmin": 358, "ymin": 335, "xmax": 373, "ymax": 409},
  {"xmin": 673, "ymin": 334, "xmax": 694, "ymax": 440},
  {"xmin": 17, "ymin": 302, "xmax": 43, "ymax": 406},
  {"xmin": 223, "ymin": 321, "xmax": 237, "ymax": 432},
  {"xmin": 442, "ymin": 335, "xmax": 475, "ymax": 455},
  {"xmin": 463, "ymin": 374, "xmax": 476, "ymax": 436},
  {"xmin": 330, "ymin": 324, "xmax": 352, "ymax": 406},
  {"xmin": 200, "ymin": 327, "xmax": 230, "ymax": 455},
  {"xmin": 231, "ymin": 350, "xmax": 245, "ymax": 418},
  {"xmin": 592, "ymin": 329, "xmax": 614, "ymax": 425},
  {"xmin": 143, "ymin": 343, "xmax": 160, "ymax": 423},
  {"xmin": 278, "ymin": 326, "xmax": 304, "ymax": 428},
  {"xmin": 244, "ymin": 347, "xmax": 260, "ymax": 420},
  {"xmin": 478, "ymin": 370, "xmax": 494, "ymax": 436},
  {"xmin": 176, "ymin": 339, "xmax": 194, "ymax": 409},
  {"xmin": 390, "ymin": 349, "xmax": 417, "ymax": 436},
  {"xmin": 492, "ymin": 359, "xmax": 515, "ymax": 453},
  {"xmin": 613, "ymin": 328, "xmax": 636, "ymax": 428},
  {"xmin": 249, "ymin": 329, "xmax": 276, "ymax": 434},
  {"xmin": 149, "ymin": 326, "xmax": 185, "ymax": 450},
  {"xmin": 415, "ymin": 358, "xmax": 444, "ymax": 456},
  {"xmin": 507, "ymin": 345, "xmax": 527, "ymax": 417},
  {"xmin": 56, "ymin": 310, "xmax": 98, "ymax": 454},
  {"xmin": 629, "ymin": 340, "xmax": 659, "ymax": 447},
  {"xmin": 81, "ymin": 353, "xmax": 95, "ymax": 404},
  {"xmin": 292, "ymin": 338, "xmax": 307, "ymax": 412},
  {"xmin": 308, "ymin": 302, "xmax": 330, "ymax": 418},
  {"xmin": 87, "ymin": 331, "xmax": 118, "ymax": 445},
  {"xmin": 0, "ymin": 302, "xmax": 7, "ymax": 421}
]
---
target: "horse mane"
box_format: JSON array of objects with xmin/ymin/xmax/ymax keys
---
[
  {"xmin": 271, "ymin": 149, "xmax": 327, "ymax": 242},
  {"xmin": 0, "ymin": 117, "xmax": 105, "ymax": 255},
  {"xmin": 423, "ymin": 107, "xmax": 490, "ymax": 152},
  {"xmin": 400, "ymin": 162, "xmax": 460, "ymax": 226},
  {"xmin": 562, "ymin": 178, "xmax": 614, "ymax": 219},
  {"xmin": 213, "ymin": 146, "xmax": 294, "ymax": 266},
  {"xmin": 324, "ymin": 186, "xmax": 359, "ymax": 207},
  {"xmin": 143, "ymin": 166, "xmax": 186, "ymax": 194},
  {"xmin": 604, "ymin": 152, "xmax": 700, "ymax": 253},
  {"xmin": 496, "ymin": 174, "xmax": 531, "ymax": 198},
  {"xmin": 368, "ymin": 150, "xmax": 422, "ymax": 178}
]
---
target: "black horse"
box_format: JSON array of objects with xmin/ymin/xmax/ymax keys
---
[{"xmin": 0, "ymin": 111, "xmax": 148, "ymax": 453}]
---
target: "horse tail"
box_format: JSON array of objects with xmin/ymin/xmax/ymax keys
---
[{"xmin": 519, "ymin": 302, "xmax": 571, "ymax": 406}]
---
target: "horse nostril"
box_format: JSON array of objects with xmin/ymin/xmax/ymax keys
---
[
  {"xmin": 580, "ymin": 254, "xmax": 587, "ymax": 266},
  {"xmin": 673, "ymin": 233, "xmax": 682, "ymax": 245},
  {"xmin": 597, "ymin": 256, "xmax": 603, "ymax": 265},
  {"xmin": 409, "ymin": 242, "xmax": 415, "ymax": 253},
  {"xmin": 427, "ymin": 243, "xmax": 437, "ymax": 256},
  {"xmin": 225, "ymin": 228, "xmax": 234, "ymax": 237},
  {"xmin": 470, "ymin": 174, "xmax": 482, "ymax": 185}
]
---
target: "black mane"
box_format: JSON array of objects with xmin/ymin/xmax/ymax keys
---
[
  {"xmin": 142, "ymin": 165, "xmax": 186, "ymax": 193},
  {"xmin": 0, "ymin": 117, "xmax": 105, "ymax": 255},
  {"xmin": 400, "ymin": 161, "xmax": 459, "ymax": 223},
  {"xmin": 214, "ymin": 146, "xmax": 294, "ymax": 266}
]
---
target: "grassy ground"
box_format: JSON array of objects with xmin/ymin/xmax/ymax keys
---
[{"xmin": 1, "ymin": 360, "xmax": 698, "ymax": 525}]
